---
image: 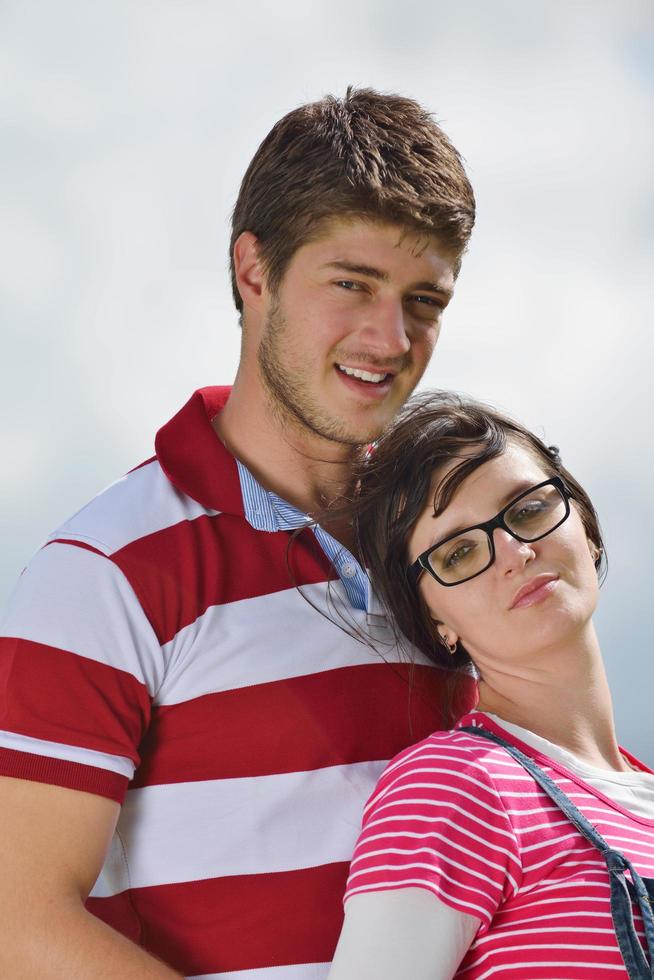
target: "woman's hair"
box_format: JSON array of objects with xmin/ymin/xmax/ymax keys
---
[{"xmin": 351, "ymin": 390, "xmax": 606, "ymax": 673}]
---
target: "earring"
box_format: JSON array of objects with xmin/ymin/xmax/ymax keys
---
[{"xmin": 439, "ymin": 634, "xmax": 458, "ymax": 656}]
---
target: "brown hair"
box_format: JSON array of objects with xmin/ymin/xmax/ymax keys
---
[
  {"xmin": 229, "ymin": 86, "xmax": 475, "ymax": 313},
  {"xmin": 351, "ymin": 390, "xmax": 606, "ymax": 673}
]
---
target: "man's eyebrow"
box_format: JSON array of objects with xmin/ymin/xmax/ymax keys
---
[
  {"xmin": 322, "ymin": 261, "xmax": 453, "ymax": 297},
  {"xmin": 413, "ymin": 280, "xmax": 453, "ymax": 299},
  {"xmin": 323, "ymin": 260, "xmax": 389, "ymax": 281}
]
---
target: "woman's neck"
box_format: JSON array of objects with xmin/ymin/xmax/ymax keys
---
[{"xmin": 475, "ymin": 627, "xmax": 628, "ymax": 772}]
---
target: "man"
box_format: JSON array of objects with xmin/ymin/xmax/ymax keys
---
[{"xmin": 0, "ymin": 88, "xmax": 475, "ymax": 978}]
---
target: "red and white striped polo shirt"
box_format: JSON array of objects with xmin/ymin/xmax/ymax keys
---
[
  {"xmin": 345, "ymin": 711, "xmax": 654, "ymax": 978},
  {"xmin": 0, "ymin": 387, "xmax": 476, "ymax": 979}
]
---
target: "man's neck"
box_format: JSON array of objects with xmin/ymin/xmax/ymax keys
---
[{"xmin": 213, "ymin": 374, "xmax": 358, "ymax": 541}]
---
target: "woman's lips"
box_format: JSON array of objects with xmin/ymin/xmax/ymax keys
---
[{"xmin": 510, "ymin": 574, "xmax": 559, "ymax": 610}]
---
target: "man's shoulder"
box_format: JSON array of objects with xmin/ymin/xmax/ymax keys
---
[{"xmin": 47, "ymin": 455, "xmax": 220, "ymax": 558}]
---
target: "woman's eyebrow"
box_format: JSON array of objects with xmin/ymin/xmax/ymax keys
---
[{"xmin": 429, "ymin": 478, "xmax": 545, "ymax": 541}]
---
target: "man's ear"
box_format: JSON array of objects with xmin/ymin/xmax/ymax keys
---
[{"xmin": 233, "ymin": 231, "xmax": 267, "ymax": 314}]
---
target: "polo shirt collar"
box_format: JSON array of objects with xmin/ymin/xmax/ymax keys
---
[{"xmin": 155, "ymin": 387, "xmax": 245, "ymax": 516}]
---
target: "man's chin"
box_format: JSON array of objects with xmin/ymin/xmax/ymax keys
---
[
  {"xmin": 291, "ymin": 411, "xmax": 385, "ymax": 449},
  {"xmin": 264, "ymin": 380, "xmax": 394, "ymax": 447},
  {"xmin": 318, "ymin": 422, "xmax": 391, "ymax": 449}
]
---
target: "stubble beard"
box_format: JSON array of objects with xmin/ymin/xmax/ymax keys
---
[{"xmin": 257, "ymin": 301, "xmax": 387, "ymax": 449}]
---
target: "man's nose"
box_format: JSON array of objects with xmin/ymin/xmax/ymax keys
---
[
  {"xmin": 492, "ymin": 528, "xmax": 536, "ymax": 573},
  {"xmin": 359, "ymin": 299, "xmax": 412, "ymax": 358}
]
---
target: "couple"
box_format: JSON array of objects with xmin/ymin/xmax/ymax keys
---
[{"xmin": 0, "ymin": 88, "xmax": 651, "ymax": 979}]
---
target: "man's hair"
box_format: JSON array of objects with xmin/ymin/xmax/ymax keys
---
[{"xmin": 229, "ymin": 86, "xmax": 476, "ymax": 313}]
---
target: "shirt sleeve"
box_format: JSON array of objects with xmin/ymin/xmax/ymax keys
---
[
  {"xmin": 0, "ymin": 540, "xmax": 164, "ymax": 802},
  {"xmin": 329, "ymin": 887, "xmax": 479, "ymax": 980},
  {"xmin": 344, "ymin": 737, "xmax": 522, "ymax": 928}
]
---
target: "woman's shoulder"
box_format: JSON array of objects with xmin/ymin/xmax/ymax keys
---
[
  {"xmin": 365, "ymin": 712, "xmax": 526, "ymax": 816},
  {"xmin": 381, "ymin": 711, "xmax": 519, "ymax": 780}
]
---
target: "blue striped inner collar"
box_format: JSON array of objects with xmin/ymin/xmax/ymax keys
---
[{"xmin": 236, "ymin": 458, "xmax": 369, "ymax": 611}]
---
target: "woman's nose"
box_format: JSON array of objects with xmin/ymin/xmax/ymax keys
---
[{"xmin": 492, "ymin": 528, "xmax": 536, "ymax": 573}]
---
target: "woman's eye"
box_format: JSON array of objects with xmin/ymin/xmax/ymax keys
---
[
  {"xmin": 512, "ymin": 500, "xmax": 549, "ymax": 523},
  {"xmin": 443, "ymin": 540, "xmax": 477, "ymax": 568}
]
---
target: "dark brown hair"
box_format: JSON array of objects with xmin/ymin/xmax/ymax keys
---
[
  {"xmin": 229, "ymin": 86, "xmax": 475, "ymax": 313},
  {"xmin": 352, "ymin": 390, "xmax": 606, "ymax": 674}
]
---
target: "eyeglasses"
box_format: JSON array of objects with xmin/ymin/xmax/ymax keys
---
[{"xmin": 408, "ymin": 476, "xmax": 572, "ymax": 588}]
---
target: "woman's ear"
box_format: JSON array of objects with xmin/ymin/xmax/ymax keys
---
[
  {"xmin": 434, "ymin": 620, "xmax": 460, "ymax": 656},
  {"xmin": 587, "ymin": 537, "xmax": 602, "ymax": 564}
]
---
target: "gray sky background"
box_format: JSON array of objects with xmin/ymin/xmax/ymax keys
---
[{"xmin": 1, "ymin": 0, "xmax": 652, "ymax": 762}]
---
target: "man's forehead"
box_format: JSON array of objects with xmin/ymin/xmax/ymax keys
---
[
  {"xmin": 308, "ymin": 216, "xmax": 457, "ymax": 278},
  {"xmin": 394, "ymin": 225, "xmax": 442, "ymax": 258},
  {"xmin": 309, "ymin": 214, "xmax": 436, "ymax": 247}
]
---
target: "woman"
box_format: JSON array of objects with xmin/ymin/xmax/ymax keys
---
[{"xmin": 328, "ymin": 391, "xmax": 654, "ymax": 980}]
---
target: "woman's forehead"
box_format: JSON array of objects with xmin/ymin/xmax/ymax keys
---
[{"xmin": 426, "ymin": 442, "xmax": 552, "ymax": 517}]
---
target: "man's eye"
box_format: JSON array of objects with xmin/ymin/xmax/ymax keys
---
[
  {"xmin": 335, "ymin": 280, "xmax": 361, "ymax": 291},
  {"xmin": 409, "ymin": 295, "xmax": 444, "ymax": 316}
]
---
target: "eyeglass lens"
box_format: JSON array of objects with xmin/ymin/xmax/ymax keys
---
[{"xmin": 427, "ymin": 482, "xmax": 567, "ymax": 584}]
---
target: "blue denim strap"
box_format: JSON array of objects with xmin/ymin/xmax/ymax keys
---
[{"xmin": 459, "ymin": 726, "xmax": 654, "ymax": 979}]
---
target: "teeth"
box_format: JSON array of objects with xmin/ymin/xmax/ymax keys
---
[{"xmin": 338, "ymin": 365, "xmax": 388, "ymax": 383}]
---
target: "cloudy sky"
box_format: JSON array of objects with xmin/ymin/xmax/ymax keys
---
[{"xmin": 1, "ymin": 0, "xmax": 652, "ymax": 761}]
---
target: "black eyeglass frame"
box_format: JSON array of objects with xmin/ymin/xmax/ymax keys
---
[{"xmin": 407, "ymin": 476, "xmax": 572, "ymax": 588}]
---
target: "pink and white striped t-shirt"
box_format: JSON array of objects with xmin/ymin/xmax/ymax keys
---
[{"xmin": 344, "ymin": 711, "xmax": 654, "ymax": 978}]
